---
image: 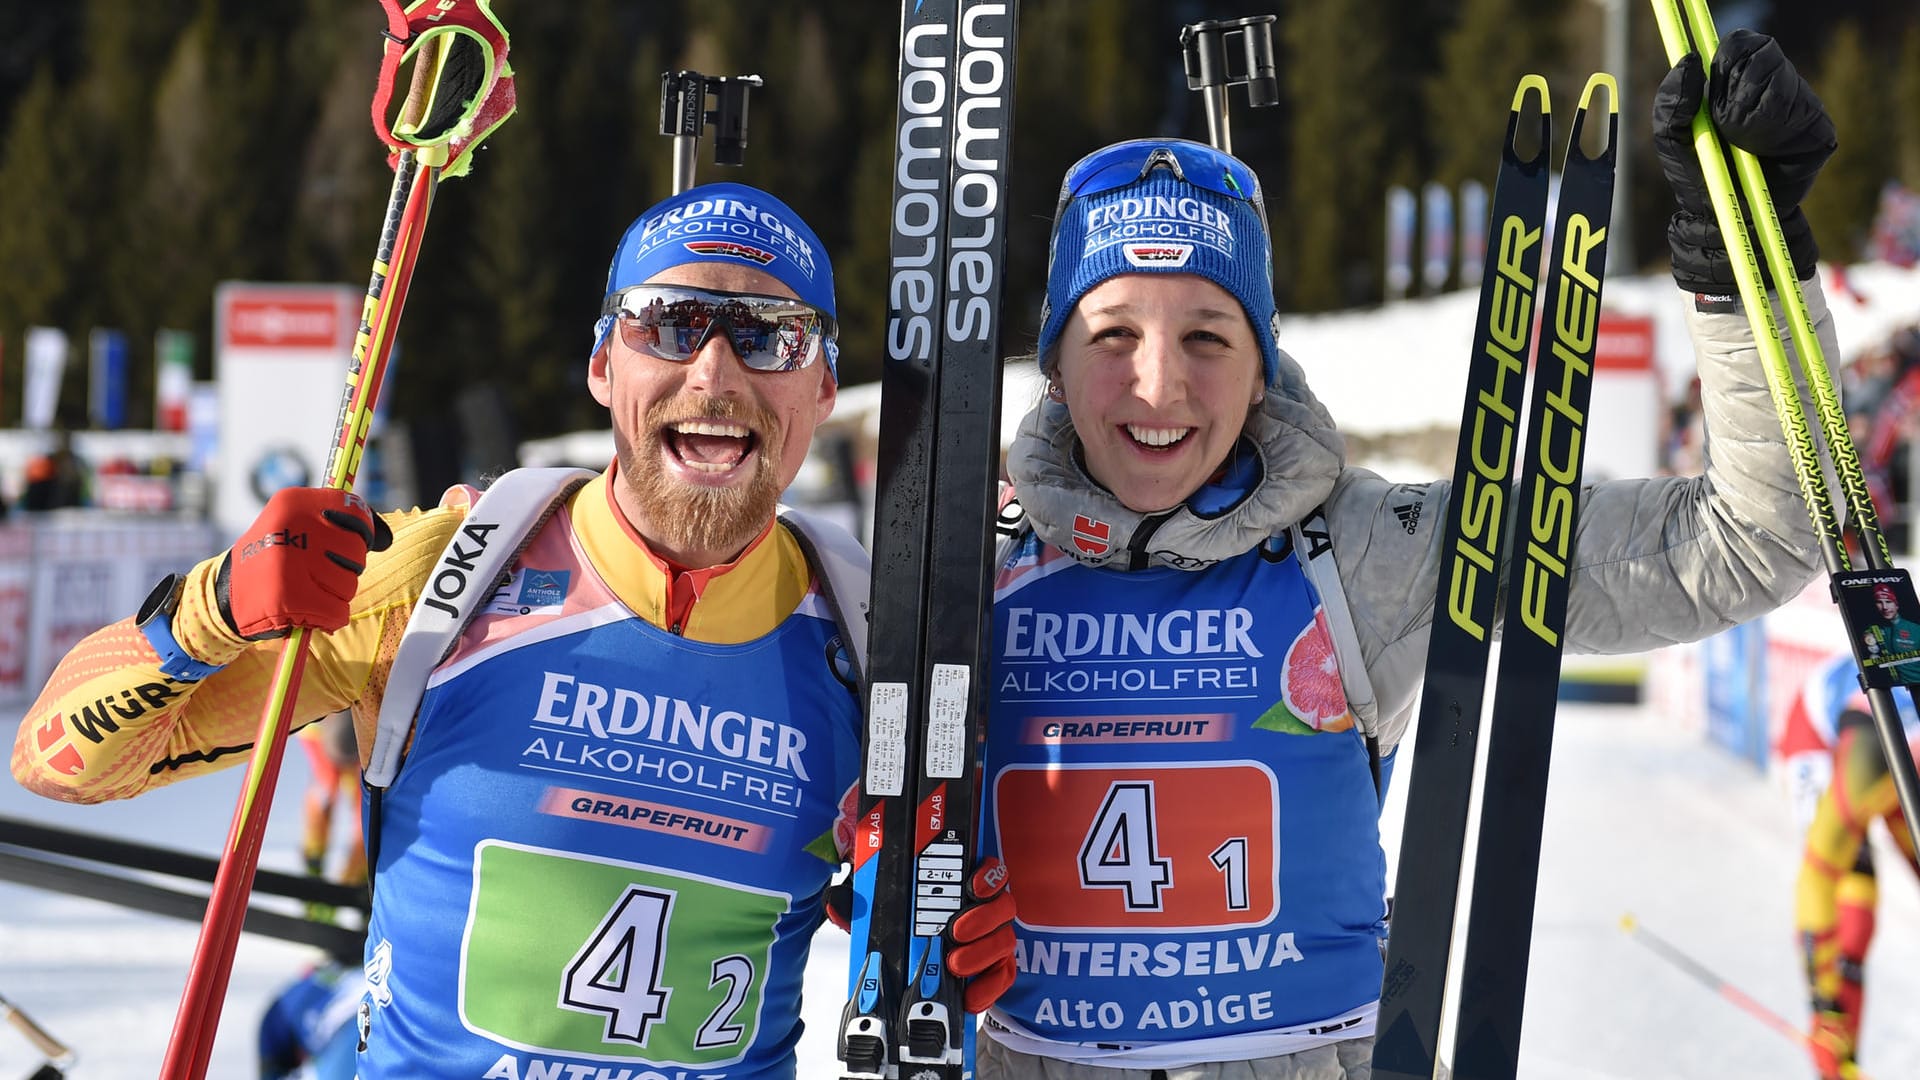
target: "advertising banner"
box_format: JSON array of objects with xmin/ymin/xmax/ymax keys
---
[
  {"xmin": 23, "ymin": 327, "xmax": 68, "ymax": 431},
  {"xmin": 213, "ymin": 282, "xmax": 358, "ymax": 538},
  {"xmin": 89, "ymin": 328, "xmax": 129, "ymax": 430},
  {"xmin": 156, "ymin": 329, "xmax": 194, "ymax": 432}
]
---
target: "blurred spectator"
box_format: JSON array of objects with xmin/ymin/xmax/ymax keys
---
[
  {"xmin": 1867, "ymin": 181, "xmax": 1920, "ymax": 268},
  {"xmin": 258, "ymin": 961, "xmax": 360, "ymax": 1080},
  {"xmin": 1857, "ymin": 324, "xmax": 1920, "ymax": 551},
  {"xmin": 1663, "ymin": 375, "xmax": 1706, "ymax": 476},
  {"xmin": 19, "ymin": 432, "xmax": 88, "ymax": 511}
]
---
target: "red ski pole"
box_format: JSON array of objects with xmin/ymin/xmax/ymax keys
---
[{"xmin": 159, "ymin": 4, "xmax": 513, "ymax": 1075}]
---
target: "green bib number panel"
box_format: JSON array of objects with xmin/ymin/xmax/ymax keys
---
[{"xmin": 460, "ymin": 839, "xmax": 787, "ymax": 1066}]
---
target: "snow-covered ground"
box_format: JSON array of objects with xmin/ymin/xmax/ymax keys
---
[{"xmin": 4, "ymin": 692, "xmax": 1916, "ymax": 1078}]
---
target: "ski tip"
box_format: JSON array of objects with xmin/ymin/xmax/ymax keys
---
[
  {"xmin": 1510, "ymin": 73, "xmax": 1550, "ymax": 115},
  {"xmin": 1579, "ymin": 72, "xmax": 1619, "ymax": 115}
]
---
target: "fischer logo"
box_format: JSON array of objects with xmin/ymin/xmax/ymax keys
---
[
  {"xmin": 1123, "ymin": 241, "xmax": 1194, "ymax": 268},
  {"xmin": 1519, "ymin": 211, "xmax": 1607, "ymax": 647},
  {"xmin": 683, "ymin": 239, "xmax": 776, "ymax": 265},
  {"xmin": 1072, "ymin": 514, "xmax": 1112, "ymax": 556},
  {"xmin": 420, "ymin": 519, "xmax": 502, "ymax": 619},
  {"xmin": 887, "ymin": 18, "xmax": 951, "ymax": 365},
  {"xmin": 942, "ymin": 2, "xmax": 1011, "ymax": 345},
  {"xmin": 1447, "ymin": 210, "xmax": 1538, "ymax": 642}
]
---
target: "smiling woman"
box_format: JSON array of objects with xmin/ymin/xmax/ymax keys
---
[{"xmin": 978, "ymin": 111, "xmax": 1837, "ymax": 1080}]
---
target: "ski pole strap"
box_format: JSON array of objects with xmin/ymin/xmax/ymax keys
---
[{"xmin": 372, "ymin": 0, "xmax": 516, "ymax": 177}]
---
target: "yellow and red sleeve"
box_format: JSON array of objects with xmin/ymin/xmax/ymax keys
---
[{"xmin": 9, "ymin": 502, "xmax": 464, "ymax": 803}]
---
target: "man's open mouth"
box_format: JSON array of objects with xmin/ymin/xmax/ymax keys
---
[{"xmin": 664, "ymin": 418, "xmax": 758, "ymax": 474}]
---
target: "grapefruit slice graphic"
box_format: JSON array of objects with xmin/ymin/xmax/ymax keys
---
[{"xmin": 1254, "ymin": 608, "xmax": 1354, "ymax": 734}]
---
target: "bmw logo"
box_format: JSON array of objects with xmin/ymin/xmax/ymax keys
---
[{"xmin": 251, "ymin": 445, "xmax": 312, "ymax": 502}]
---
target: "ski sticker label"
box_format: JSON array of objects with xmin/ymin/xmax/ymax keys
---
[
  {"xmin": 866, "ymin": 681, "xmax": 909, "ymax": 796},
  {"xmin": 925, "ymin": 663, "xmax": 971, "ymax": 779}
]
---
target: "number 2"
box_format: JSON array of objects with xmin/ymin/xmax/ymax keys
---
[{"xmin": 695, "ymin": 956, "xmax": 754, "ymax": 1049}]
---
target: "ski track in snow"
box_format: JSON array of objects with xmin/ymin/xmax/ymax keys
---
[{"xmin": 3, "ymin": 696, "xmax": 1917, "ymax": 1078}]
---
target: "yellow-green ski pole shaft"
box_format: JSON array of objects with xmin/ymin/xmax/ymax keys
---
[{"xmin": 1648, "ymin": 0, "xmax": 1920, "ymax": 850}]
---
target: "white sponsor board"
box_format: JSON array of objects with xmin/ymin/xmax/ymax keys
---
[{"xmin": 213, "ymin": 282, "xmax": 359, "ymax": 539}]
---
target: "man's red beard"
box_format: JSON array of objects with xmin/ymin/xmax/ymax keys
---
[{"xmin": 622, "ymin": 394, "xmax": 784, "ymax": 561}]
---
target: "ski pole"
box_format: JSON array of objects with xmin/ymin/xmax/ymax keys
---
[
  {"xmin": 659, "ymin": 70, "xmax": 763, "ymax": 195},
  {"xmin": 1178, "ymin": 14, "xmax": 1278, "ymax": 154},
  {"xmin": 1647, "ymin": 0, "xmax": 1920, "ymax": 841},
  {"xmin": 0, "ymin": 991, "xmax": 73, "ymax": 1078},
  {"xmin": 1618, "ymin": 914, "xmax": 1871, "ymax": 1080},
  {"xmin": 158, "ymin": 4, "xmax": 513, "ymax": 1076}
]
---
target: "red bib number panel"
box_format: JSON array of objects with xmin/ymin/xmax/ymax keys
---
[{"xmin": 993, "ymin": 761, "xmax": 1279, "ymax": 932}]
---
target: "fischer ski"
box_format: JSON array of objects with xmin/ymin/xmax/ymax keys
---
[
  {"xmin": 1450, "ymin": 73, "xmax": 1619, "ymax": 1080},
  {"xmin": 840, "ymin": 3, "xmax": 1019, "ymax": 1079},
  {"xmin": 1372, "ymin": 73, "xmax": 1553, "ymax": 1080}
]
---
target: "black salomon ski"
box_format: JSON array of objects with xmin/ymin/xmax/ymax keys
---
[
  {"xmin": 840, "ymin": 3, "xmax": 1019, "ymax": 1079},
  {"xmin": 839, "ymin": 3, "xmax": 959, "ymax": 1076},
  {"xmin": 1450, "ymin": 74, "xmax": 1618, "ymax": 1080},
  {"xmin": 1372, "ymin": 75, "xmax": 1553, "ymax": 1080}
]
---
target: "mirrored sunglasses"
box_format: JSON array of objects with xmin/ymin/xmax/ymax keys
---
[{"xmin": 602, "ymin": 285, "xmax": 836, "ymax": 372}]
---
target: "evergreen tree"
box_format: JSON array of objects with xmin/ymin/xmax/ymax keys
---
[
  {"xmin": 1285, "ymin": 0, "xmax": 1396, "ymax": 310},
  {"xmin": 1800, "ymin": 21, "xmax": 1893, "ymax": 264},
  {"xmin": 0, "ymin": 65, "xmax": 92, "ymax": 426},
  {"xmin": 285, "ymin": 3, "xmax": 388, "ymax": 288},
  {"xmin": 834, "ymin": 21, "xmax": 905, "ymax": 387},
  {"xmin": 1896, "ymin": 24, "xmax": 1920, "ymax": 189},
  {"xmin": 1425, "ymin": 0, "xmax": 1559, "ymax": 190},
  {"xmin": 83, "ymin": 1, "xmax": 199, "ymax": 424}
]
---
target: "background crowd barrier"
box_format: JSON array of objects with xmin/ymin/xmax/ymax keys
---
[{"xmin": 0, "ymin": 515, "xmax": 219, "ymax": 703}]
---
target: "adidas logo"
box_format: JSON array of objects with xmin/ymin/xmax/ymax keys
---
[{"xmin": 1392, "ymin": 502, "xmax": 1422, "ymax": 535}]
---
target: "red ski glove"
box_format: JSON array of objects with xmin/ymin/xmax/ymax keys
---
[
  {"xmin": 217, "ymin": 488, "xmax": 393, "ymax": 640},
  {"xmin": 946, "ymin": 856, "xmax": 1016, "ymax": 1014}
]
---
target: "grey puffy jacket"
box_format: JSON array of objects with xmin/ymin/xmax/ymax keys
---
[{"xmin": 1007, "ymin": 281, "xmax": 1829, "ymax": 755}]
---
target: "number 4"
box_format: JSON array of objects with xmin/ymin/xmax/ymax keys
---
[
  {"xmin": 1078, "ymin": 781, "xmax": 1173, "ymax": 909},
  {"xmin": 561, "ymin": 885, "xmax": 675, "ymax": 1044}
]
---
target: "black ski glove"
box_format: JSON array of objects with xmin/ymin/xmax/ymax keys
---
[{"xmin": 1650, "ymin": 29, "xmax": 1836, "ymax": 296}]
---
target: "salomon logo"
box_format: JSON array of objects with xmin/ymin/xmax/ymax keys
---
[{"xmin": 1392, "ymin": 502, "xmax": 1422, "ymax": 534}]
